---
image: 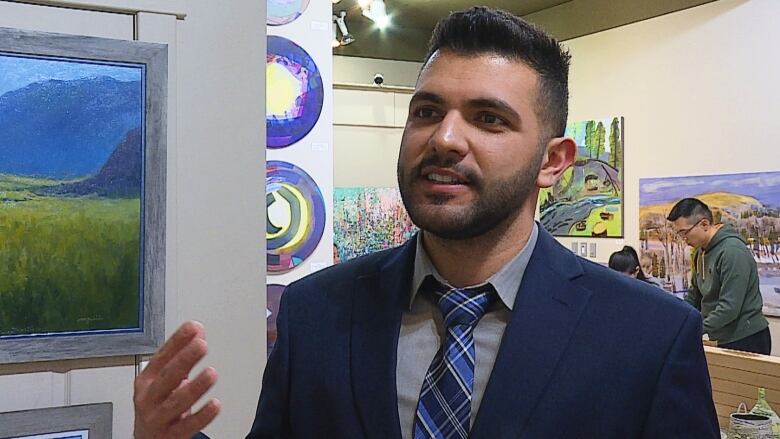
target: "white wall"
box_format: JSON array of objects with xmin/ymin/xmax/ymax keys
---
[
  {"xmin": 333, "ymin": 87, "xmax": 410, "ymax": 188},
  {"xmin": 334, "ymin": 55, "xmax": 422, "ymax": 88},
  {"xmin": 562, "ymin": 0, "xmax": 779, "ymax": 261},
  {"xmin": 563, "ymin": 0, "xmax": 780, "ymax": 350},
  {"xmin": 0, "ymin": 1, "xmax": 266, "ymax": 437},
  {"xmin": 332, "ymin": 0, "xmax": 780, "ymax": 351},
  {"xmin": 174, "ymin": 1, "xmax": 266, "ymax": 437}
]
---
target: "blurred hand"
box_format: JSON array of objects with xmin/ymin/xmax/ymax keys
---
[{"xmin": 133, "ymin": 321, "xmax": 221, "ymax": 438}]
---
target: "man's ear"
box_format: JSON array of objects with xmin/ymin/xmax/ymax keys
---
[{"xmin": 537, "ymin": 136, "xmax": 576, "ymax": 188}]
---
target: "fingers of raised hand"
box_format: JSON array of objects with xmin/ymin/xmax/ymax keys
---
[
  {"xmin": 143, "ymin": 321, "xmax": 205, "ymax": 377},
  {"xmin": 138, "ymin": 367, "xmax": 219, "ymax": 434},
  {"xmin": 134, "ymin": 398, "xmax": 221, "ymax": 439},
  {"xmin": 168, "ymin": 398, "xmax": 222, "ymax": 438},
  {"xmin": 144, "ymin": 336, "xmax": 208, "ymax": 404},
  {"xmin": 161, "ymin": 367, "xmax": 218, "ymax": 422}
]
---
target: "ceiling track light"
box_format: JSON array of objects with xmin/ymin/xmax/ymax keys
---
[
  {"xmin": 335, "ymin": 10, "xmax": 355, "ymax": 46},
  {"xmin": 332, "ymin": 17, "xmax": 341, "ymax": 48}
]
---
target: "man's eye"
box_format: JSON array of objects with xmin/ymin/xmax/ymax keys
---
[
  {"xmin": 413, "ymin": 107, "xmax": 437, "ymax": 118},
  {"xmin": 478, "ymin": 114, "xmax": 504, "ymax": 125}
]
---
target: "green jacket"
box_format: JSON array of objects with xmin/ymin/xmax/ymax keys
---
[{"xmin": 684, "ymin": 224, "xmax": 768, "ymax": 344}]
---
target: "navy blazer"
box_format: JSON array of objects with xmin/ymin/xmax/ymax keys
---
[{"xmin": 247, "ymin": 228, "xmax": 719, "ymax": 438}]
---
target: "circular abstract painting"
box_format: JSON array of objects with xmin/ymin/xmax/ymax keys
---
[
  {"xmin": 266, "ymin": 161, "xmax": 326, "ymax": 272},
  {"xmin": 266, "ymin": 36, "xmax": 323, "ymax": 148},
  {"xmin": 267, "ymin": 0, "xmax": 310, "ymax": 26}
]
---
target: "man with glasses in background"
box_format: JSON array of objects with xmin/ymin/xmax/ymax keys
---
[{"xmin": 668, "ymin": 198, "xmax": 771, "ymax": 354}]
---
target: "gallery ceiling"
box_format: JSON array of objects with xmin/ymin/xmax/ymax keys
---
[{"xmin": 332, "ymin": 0, "xmax": 719, "ymax": 62}]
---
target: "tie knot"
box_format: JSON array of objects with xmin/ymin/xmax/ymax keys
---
[{"xmin": 426, "ymin": 278, "xmax": 495, "ymax": 327}]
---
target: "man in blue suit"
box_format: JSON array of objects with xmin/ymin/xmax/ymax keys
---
[{"xmin": 133, "ymin": 7, "xmax": 719, "ymax": 438}]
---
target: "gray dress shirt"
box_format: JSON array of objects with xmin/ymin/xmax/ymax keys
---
[{"xmin": 396, "ymin": 223, "xmax": 539, "ymax": 438}]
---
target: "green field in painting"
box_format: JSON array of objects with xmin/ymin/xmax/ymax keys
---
[{"xmin": 0, "ymin": 175, "xmax": 140, "ymax": 336}]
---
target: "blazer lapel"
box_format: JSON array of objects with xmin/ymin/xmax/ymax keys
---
[
  {"xmin": 471, "ymin": 228, "xmax": 593, "ymax": 438},
  {"xmin": 351, "ymin": 238, "xmax": 417, "ymax": 439}
]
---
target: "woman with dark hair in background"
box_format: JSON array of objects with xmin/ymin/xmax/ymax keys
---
[{"xmin": 609, "ymin": 246, "xmax": 649, "ymax": 282}]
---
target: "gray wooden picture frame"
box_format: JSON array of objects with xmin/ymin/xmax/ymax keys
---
[
  {"xmin": 0, "ymin": 402, "xmax": 112, "ymax": 438},
  {"xmin": 0, "ymin": 27, "xmax": 166, "ymax": 364}
]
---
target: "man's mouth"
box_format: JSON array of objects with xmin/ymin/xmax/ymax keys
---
[
  {"xmin": 420, "ymin": 165, "xmax": 471, "ymax": 186},
  {"xmin": 425, "ymin": 173, "xmax": 465, "ymax": 184}
]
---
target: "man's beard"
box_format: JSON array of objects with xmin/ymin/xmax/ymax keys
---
[{"xmin": 397, "ymin": 151, "xmax": 544, "ymax": 240}]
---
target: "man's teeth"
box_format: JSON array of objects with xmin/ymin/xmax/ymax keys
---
[{"xmin": 427, "ymin": 173, "xmax": 462, "ymax": 184}]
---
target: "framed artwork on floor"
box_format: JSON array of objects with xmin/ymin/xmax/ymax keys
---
[
  {"xmin": 0, "ymin": 27, "xmax": 167, "ymax": 363},
  {"xmin": 0, "ymin": 402, "xmax": 112, "ymax": 438}
]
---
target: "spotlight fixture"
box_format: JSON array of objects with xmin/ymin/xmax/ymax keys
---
[
  {"xmin": 331, "ymin": 0, "xmax": 341, "ymax": 3},
  {"xmin": 335, "ymin": 10, "xmax": 355, "ymax": 46},
  {"xmin": 332, "ymin": 17, "xmax": 341, "ymax": 48},
  {"xmin": 362, "ymin": 0, "xmax": 390, "ymax": 30}
]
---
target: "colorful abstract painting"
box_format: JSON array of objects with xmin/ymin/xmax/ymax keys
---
[
  {"xmin": 539, "ymin": 117, "xmax": 624, "ymax": 237},
  {"xmin": 266, "ymin": 161, "xmax": 326, "ymax": 273},
  {"xmin": 333, "ymin": 187, "xmax": 417, "ymax": 263},
  {"xmin": 639, "ymin": 171, "xmax": 780, "ymax": 315},
  {"xmin": 0, "ymin": 53, "xmax": 144, "ymax": 337},
  {"xmin": 267, "ymin": 0, "xmax": 310, "ymax": 26},
  {"xmin": 266, "ymin": 36, "xmax": 323, "ymax": 148}
]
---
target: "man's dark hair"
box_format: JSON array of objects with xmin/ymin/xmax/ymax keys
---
[
  {"xmin": 425, "ymin": 6, "xmax": 571, "ymax": 138},
  {"xmin": 666, "ymin": 198, "xmax": 713, "ymax": 223}
]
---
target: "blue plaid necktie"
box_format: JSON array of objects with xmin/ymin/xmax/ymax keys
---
[{"xmin": 413, "ymin": 279, "xmax": 496, "ymax": 439}]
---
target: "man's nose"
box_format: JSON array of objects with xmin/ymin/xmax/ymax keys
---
[{"xmin": 427, "ymin": 112, "xmax": 469, "ymax": 158}]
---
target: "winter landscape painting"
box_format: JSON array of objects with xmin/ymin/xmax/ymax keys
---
[
  {"xmin": 639, "ymin": 171, "xmax": 780, "ymax": 316},
  {"xmin": 539, "ymin": 117, "xmax": 623, "ymax": 237},
  {"xmin": 0, "ymin": 52, "xmax": 144, "ymax": 337}
]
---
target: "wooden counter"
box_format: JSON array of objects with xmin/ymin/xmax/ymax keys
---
[{"xmin": 705, "ymin": 345, "xmax": 780, "ymax": 428}]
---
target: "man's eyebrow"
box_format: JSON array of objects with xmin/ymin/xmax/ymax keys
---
[
  {"xmin": 467, "ymin": 98, "xmax": 521, "ymax": 122},
  {"xmin": 409, "ymin": 91, "xmax": 445, "ymax": 105}
]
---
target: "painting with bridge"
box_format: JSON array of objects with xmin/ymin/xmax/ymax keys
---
[{"xmin": 539, "ymin": 116, "xmax": 623, "ymax": 238}]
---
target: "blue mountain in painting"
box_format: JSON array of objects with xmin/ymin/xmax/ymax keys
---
[
  {"xmin": 0, "ymin": 76, "xmax": 142, "ymax": 178},
  {"xmin": 46, "ymin": 127, "xmax": 142, "ymax": 197}
]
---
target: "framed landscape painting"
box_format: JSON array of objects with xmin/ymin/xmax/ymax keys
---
[
  {"xmin": 639, "ymin": 171, "xmax": 780, "ymax": 316},
  {"xmin": 539, "ymin": 116, "xmax": 624, "ymax": 238},
  {"xmin": 0, "ymin": 27, "xmax": 167, "ymax": 363},
  {"xmin": 0, "ymin": 403, "xmax": 112, "ymax": 438}
]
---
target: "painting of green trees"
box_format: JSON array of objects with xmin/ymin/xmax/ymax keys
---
[{"xmin": 539, "ymin": 116, "xmax": 624, "ymax": 237}]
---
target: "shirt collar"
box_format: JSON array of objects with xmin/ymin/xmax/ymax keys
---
[{"xmin": 410, "ymin": 222, "xmax": 539, "ymax": 311}]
